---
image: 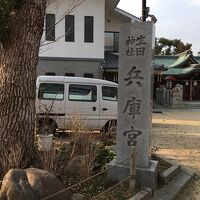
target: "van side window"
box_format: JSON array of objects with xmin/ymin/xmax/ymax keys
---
[
  {"xmin": 38, "ymin": 83, "xmax": 64, "ymax": 100},
  {"xmin": 69, "ymin": 84, "xmax": 97, "ymax": 102},
  {"xmin": 102, "ymin": 86, "xmax": 118, "ymax": 101}
]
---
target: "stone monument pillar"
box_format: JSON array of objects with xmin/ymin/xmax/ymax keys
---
[{"xmin": 108, "ymin": 21, "xmax": 158, "ymax": 190}]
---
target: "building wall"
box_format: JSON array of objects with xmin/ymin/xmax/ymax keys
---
[
  {"xmin": 37, "ymin": 0, "xmax": 135, "ymax": 79},
  {"xmin": 105, "ymin": 11, "xmax": 131, "ymax": 32},
  {"xmin": 38, "ymin": 57, "xmax": 104, "ymax": 78},
  {"xmin": 40, "ymin": 0, "xmax": 105, "ymax": 59}
]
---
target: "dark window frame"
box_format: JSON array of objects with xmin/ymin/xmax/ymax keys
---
[
  {"xmin": 45, "ymin": 72, "xmax": 56, "ymax": 76},
  {"xmin": 104, "ymin": 31, "xmax": 119, "ymax": 52},
  {"xmin": 102, "ymin": 86, "xmax": 118, "ymax": 101},
  {"xmin": 65, "ymin": 15, "xmax": 75, "ymax": 42},
  {"xmin": 65, "ymin": 73, "xmax": 75, "ymax": 77},
  {"xmin": 84, "ymin": 16, "xmax": 94, "ymax": 43},
  {"xmin": 45, "ymin": 14, "xmax": 55, "ymax": 41},
  {"xmin": 68, "ymin": 84, "xmax": 97, "ymax": 102},
  {"xmin": 84, "ymin": 73, "xmax": 94, "ymax": 78},
  {"xmin": 38, "ymin": 83, "xmax": 64, "ymax": 101}
]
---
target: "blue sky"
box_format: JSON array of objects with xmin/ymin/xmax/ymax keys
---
[{"xmin": 118, "ymin": 0, "xmax": 200, "ymax": 55}]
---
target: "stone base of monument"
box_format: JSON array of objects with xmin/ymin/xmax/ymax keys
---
[
  {"xmin": 136, "ymin": 160, "xmax": 158, "ymax": 191},
  {"xmin": 107, "ymin": 159, "xmax": 130, "ymax": 182},
  {"xmin": 107, "ymin": 159, "xmax": 158, "ymax": 191}
]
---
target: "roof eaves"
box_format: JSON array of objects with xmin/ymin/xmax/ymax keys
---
[
  {"xmin": 171, "ymin": 48, "xmax": 198, "ymax": 67},
  {"xmin": 154, "ymin": 55, "xmax": 178, "ymax": 59},
  {"xmin": 105, "ymin": 0, "xmax": 120, "ymax": 10},
  {"xmin": 181, "ymin": 66, "xmax": 195, "ymax": 74},
  {"xmin": 175, "ymin": 49, "xmax": 192, "ymax": 56},
  {"xmin": 189, "ymin": 55, "xmax": 198, "ymax": 64},
  {"xmin": 169, "ymin": 54, "xmax": 198, "ymax": 69},
  {"xmin": 162, "ymin": 68, "xmax": 184, "ymax": 75},
  {"xmin": 162, "ymin": 65, "xmax": 200, "ymax": 75},
  {"xmin": 115, "ymin": 7, "xmax": 141, "ymax": 22}
]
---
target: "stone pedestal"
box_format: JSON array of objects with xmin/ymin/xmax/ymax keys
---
[
  {"xmin": 107, "ymin": 159, "xmax": 130, "ymax": 181},
  {"xmin": 136, "ymin": 160, "xmax": 158, "ymax": 190},
  {"xmin": 108, "ymin": 159, "xmax": 158, "ymax": 190}
]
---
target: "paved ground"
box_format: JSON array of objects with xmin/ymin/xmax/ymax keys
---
[{"xmin": 152, "ymin": 107, "xmax": 200, "ymax": 199}]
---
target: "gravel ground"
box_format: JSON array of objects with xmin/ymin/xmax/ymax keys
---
[{"xmin": 152, "ymin": 107, "xmax": 200, "ymax": 200}]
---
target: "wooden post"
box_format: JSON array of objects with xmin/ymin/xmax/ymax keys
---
[{"xmin": 130, "ymin": 146, "xmax": 136, "ymax": 191}]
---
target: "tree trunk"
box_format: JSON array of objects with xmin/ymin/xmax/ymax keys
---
[{"xmin": 0, "ymin": 0, "xmax": 46, "ymax": 173}]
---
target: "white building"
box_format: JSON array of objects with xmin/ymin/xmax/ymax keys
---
[{"xmin": 38, "ymin": 0, "xmax": 140, "ymax": 80}]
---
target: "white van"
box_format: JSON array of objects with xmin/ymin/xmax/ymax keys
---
[{"xmin": 36, "ymin": 76, "xmax": 118, "ymax": 134}]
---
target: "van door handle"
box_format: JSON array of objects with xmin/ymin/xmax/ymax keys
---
[
  {"xmin": 92, "ymin": 107, "xmax": 96, "ymax": 111},
  {"xmin": 102, "ymin": 108, "xmax": 108, "ymax": 111}
]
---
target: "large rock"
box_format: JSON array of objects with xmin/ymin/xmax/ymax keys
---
[
  {"xmin": 0, "ymin": 169, "xmax": 37, "ymax": 200},
  {"xmin": 0, "ymin": 168, "xmax": 65, "ymax": 200}
]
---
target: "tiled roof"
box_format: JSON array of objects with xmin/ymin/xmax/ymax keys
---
[
  {"xmin": 154, "ymin": 55, "xmax": 177, "ymax": 68},
  {"xmin": 154, "ymin": 51, "xmax": 200, "ymax": 69},
  {"xmin": 102, "ymin": 51, "xmax": 200, "ymax": 73},
  {"xmin": 157, "ymin": 50, "xmax": 200, "ymax": 76},
  {"xmin": 162, "ymin": 67, "xmax": 192, "ymax": 75},
  {"xmin": 102, "ymin": 52, "xmax": 119, "ymax": 69}
]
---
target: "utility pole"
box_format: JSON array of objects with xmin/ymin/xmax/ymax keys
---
[{"xmin": 142, "ymin": 0, "xmax": 147, "ymax": 21}]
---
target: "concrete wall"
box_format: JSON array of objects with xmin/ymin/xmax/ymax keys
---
[{"xmin": 40, "ymin": 0, "xmax": 105, "ymax": 59}]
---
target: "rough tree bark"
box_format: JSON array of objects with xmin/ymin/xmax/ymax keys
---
[{"xmin": 0, "ymin": 0, "xmax": 46, "ymax": 171}]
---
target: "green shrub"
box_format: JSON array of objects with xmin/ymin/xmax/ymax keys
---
[{"xmin": 95, "ymin": 146, "xmax": 116, "ymax": 170}]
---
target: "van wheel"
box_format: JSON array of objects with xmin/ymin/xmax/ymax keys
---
[
  {"xmin": 38, "ymin": 118, "xmax": 57, "ymax": 136},
  {"xmin": 102, "ymin": 120, "xmax": 117, "ymax": 134}
]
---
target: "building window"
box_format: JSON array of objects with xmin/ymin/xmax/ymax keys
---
[
  {"xmin": 38, "ymin": 83, "xmax": 64, "ymax": 101},
  {"xmin": 45, "ymin": 72, "xmax": 56, "ymax": 76},
  {"xmin": 65, "ymin": 73, "xmax": 75, "ymax": 76},
  {"xmin": 69, "ymin": 84, "xmax": 97, "ymax": 102},
  {"xmin": 84, "ymin": 73, "xmax": 94, "ymax": 78},
  {"xmin": 65, "ymin": 15, "xmax": 75, "ymax": 42},
  {"xmin": 105, "ymin": 32, "xmax": 119, "ymax": 52},
  {"xmin": 46, "ymin": 14, "xmax": 55, "ymax": 41},
  {"xmin": 84, "ymin": 16, "xmax": 94, "ymax": 43}
]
